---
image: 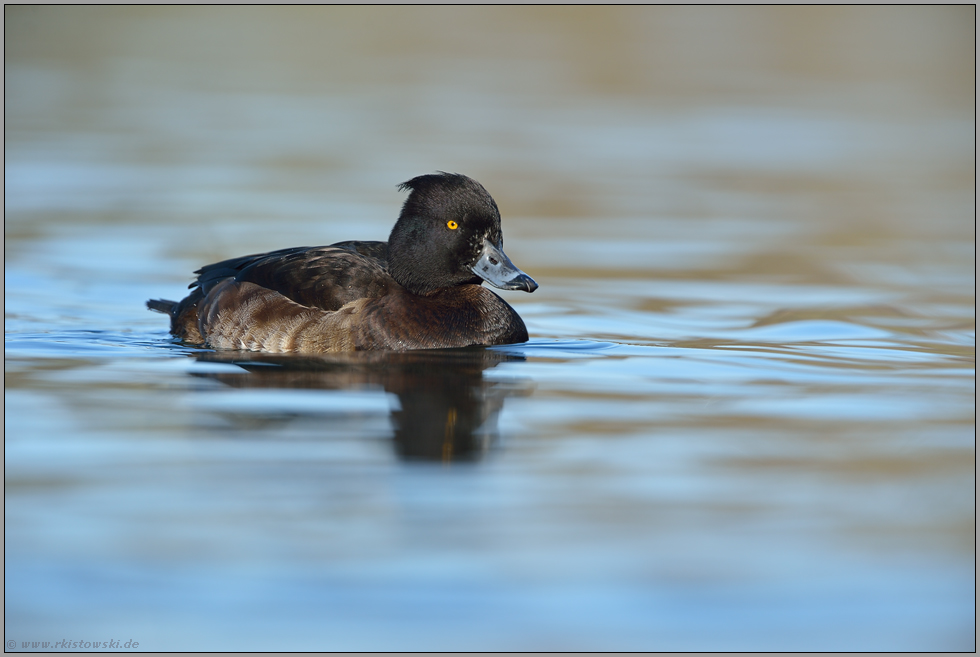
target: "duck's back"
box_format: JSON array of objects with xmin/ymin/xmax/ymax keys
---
[
  {"xmin": 196, "ymin": 241, "xmax": 390, "ymax": 310},
  {"xmin": 157, "ymin": 241, "xmax": 395, "ymax": 344}
]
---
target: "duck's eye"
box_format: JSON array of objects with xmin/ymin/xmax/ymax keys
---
[{"xmin": 447, "ymin": 220, "xmax": 459, "ymax": 230}]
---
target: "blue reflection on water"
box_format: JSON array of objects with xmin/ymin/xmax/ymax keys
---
[{"xmin": 5, "ymin": 13, "xmax": 975, "ymax": 645}]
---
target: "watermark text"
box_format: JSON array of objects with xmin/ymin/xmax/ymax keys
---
[{"xmin": 6, "ymin": 639, "xmax": 139, "ymax": 650}]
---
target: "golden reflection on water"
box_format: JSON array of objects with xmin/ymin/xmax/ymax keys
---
[{"xmin": 5, "ymin": 6, "xmax": 973, "ymax": 102}]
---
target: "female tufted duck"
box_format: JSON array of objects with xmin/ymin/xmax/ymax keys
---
[{"xmin": 147, "ymin": 172, "xmax": 538, "ymax": 353}]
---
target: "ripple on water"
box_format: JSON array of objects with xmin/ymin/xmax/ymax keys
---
[{"xmin": 4, "ymin": 7, "xmax": 974, "ymax": 647}]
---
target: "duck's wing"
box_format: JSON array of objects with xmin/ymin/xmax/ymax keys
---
[
  {"xmin": 330, "ymin": 240, "xmax": 389, "ymax": 263},
  {"xmin": 193, "ymin": 242, "xmax": 393, "ymax": 312}
]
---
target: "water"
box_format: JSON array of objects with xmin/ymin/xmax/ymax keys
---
[{"xmin": 4, "ymin": 6, "xmax": 975, "ymax": 651}]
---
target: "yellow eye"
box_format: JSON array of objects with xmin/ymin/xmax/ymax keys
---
[{"xmin": 447, "ymin": 220, "xmax": 458, "ymax": 230}]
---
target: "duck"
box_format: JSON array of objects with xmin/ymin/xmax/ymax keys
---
[{"xmin": 147, "ymin": 172, "xmax": 538, "ymax": 353}]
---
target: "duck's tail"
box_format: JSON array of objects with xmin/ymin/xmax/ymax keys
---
[
  {"xmin": 146, "ymin": 298, "xmax": 178, "ymax": 315},
  {"xmin": 147, "ymin": 291, "xmax": 206, "ymax": 344}
]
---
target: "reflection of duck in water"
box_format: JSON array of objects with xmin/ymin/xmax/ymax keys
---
[
  {"xmin": 149, "ymin": 173, "xmax": 537, "ymax": 353},
  {"xmin": 193, "ymin": 348, "xmax": 532, "ymax": 461}
]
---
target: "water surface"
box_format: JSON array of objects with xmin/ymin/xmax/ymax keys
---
[{"xmin": 5, "ymin": 6, "xmax": 975, "ymax": 651}]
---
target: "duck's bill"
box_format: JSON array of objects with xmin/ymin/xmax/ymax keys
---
[{"xmin": 471, "ymin": 239, "xmax": 538, "ymax": 293}]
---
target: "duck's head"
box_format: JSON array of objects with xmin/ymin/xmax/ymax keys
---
[{"xmin": 388, "ymin": 172, "xmax": 538, "ymax": 297}]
